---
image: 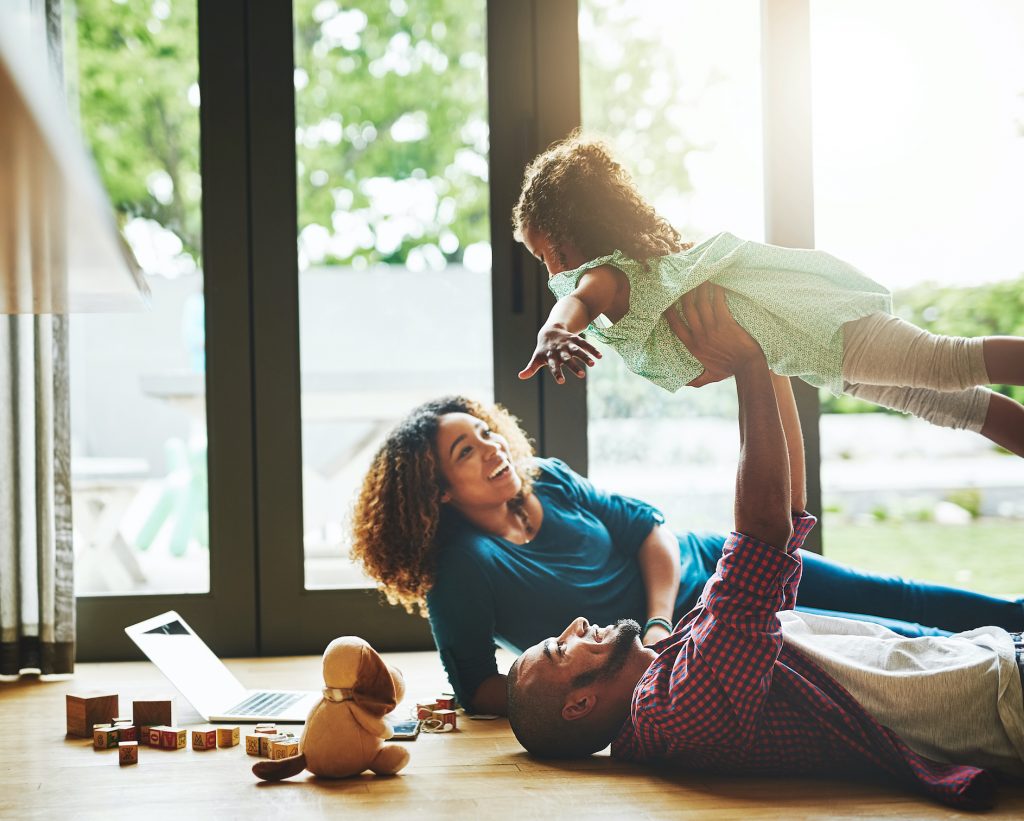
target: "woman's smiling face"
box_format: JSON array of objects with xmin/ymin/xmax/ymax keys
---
[{"xmin": 435, "ymin": 412, "xmax": 522, "ymax": 508}]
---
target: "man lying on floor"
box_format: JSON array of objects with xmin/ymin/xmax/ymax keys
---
[{"xmin": 505, "ymin": 290, "xmax": 1024, "ymax": 811}]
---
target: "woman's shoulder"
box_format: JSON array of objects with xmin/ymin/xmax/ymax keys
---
[{"xmin": 530, "ymin": 455, "xmax": 584, "ymax": 489}]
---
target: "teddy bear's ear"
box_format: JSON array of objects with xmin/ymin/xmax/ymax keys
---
[{"xmin": 352, "ymin": 644, "xmax": 398, "ymax": 718}]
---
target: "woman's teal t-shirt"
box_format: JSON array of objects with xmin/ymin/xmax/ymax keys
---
[{"xmin": 424, "ymin": 457, "xmax": 724, "ymax": 710}]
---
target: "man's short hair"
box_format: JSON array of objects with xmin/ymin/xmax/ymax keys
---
[{"xmin": 506, "ymin": 657, "xmax": 621, "ymax": 758}]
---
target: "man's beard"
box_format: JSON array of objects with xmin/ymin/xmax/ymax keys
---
[{"xmin": 570, "ymin": 619, "xmax": 641, "ymax": 689}]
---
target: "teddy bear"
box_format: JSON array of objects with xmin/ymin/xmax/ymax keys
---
[{"xmin": 252, "ymin": 636, "xmax": 411, "ymax": 781}]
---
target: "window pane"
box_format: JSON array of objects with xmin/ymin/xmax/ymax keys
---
[
  {"xmin": 294, "ymin": 0, "xmax": 492, "ymax": 588},
  {"xmin": 811, "ymin": 0, "xmax": 1024, "ymax": 591},
  {"xmin": 580, "ymin": 0, "xmax": 763, "ymax": 531},
  {"xmin": 69, "ymin": 0, "xmax": 209, "ymax": 595}
]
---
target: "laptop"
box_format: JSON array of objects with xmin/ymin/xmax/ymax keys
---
[{"xmin": 124, "ymin": 610, "xmax": 319, "ymax": 723}]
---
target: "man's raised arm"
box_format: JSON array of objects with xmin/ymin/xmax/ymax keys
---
[{"xmin": 665, "ymin": 284, "xmax": 792, "ymax": 547}]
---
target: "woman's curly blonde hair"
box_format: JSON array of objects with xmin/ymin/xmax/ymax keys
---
[
  {"xmin": 512, "ymin": 130, "xmax": 690, "ymax": 267},
  {"xmin": 350, "ymin": 395, "xmax": 538, "ymax": 616}
]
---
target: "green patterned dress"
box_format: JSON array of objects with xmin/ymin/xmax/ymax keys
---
[{"xmin": 546, "ymin": 232, "xmax": 892, "ymax": 394}]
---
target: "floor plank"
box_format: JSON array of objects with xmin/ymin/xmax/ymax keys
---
[{"xmin": 3, "ymin": 650, "xmax": 1022, "ymax": 819}]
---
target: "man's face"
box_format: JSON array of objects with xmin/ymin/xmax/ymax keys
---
[{"xmin": 515, "ymin": 617, "xmax": 652, "ymax": 721}]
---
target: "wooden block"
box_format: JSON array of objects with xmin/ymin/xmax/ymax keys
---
[
  {"xmin": 191, "ymin": 728, "xmax": 217, "ymax": 750},
  {"xmin": 159, "ymin": 727, "xmax": 186, "ymax": 750},
  {"xmin": 132, "ymin": 699, "xmax": 173, "ymax": 729},
  {"xmin": 245, "ymin": 735, "xmax": 262, "ymax": 756},
  {"xmin": 93, "ymin": 727, "xmax": 121, "ymax": 749},
  {"xmin": 66, "ymin": 693, "xmax": 119, "ymax": 738},
  {"xmin": 139, "ymin": 726, "xmax": 152, "ymax": 746},
  {"xmin": 216, "ymin": 726, "xmax": 240, "ymax": 748},
  {"xmin": 112, "ymin": 716, "xmax": 132, "ymax": 724},
  {"xmin": 259, "ymin": 733, "xmax": 292, "ymax": 757},
  {"xmin": 269, "ymin": 738, "xmax": 299, "ymax": 760},
  {"xmin": 432, "ymin": 709, "xmax": 457, "ymax": 729},
  {"xmin": 148, "ymin": 726, "xmax": 165, "ymax": 748},
  {"xmin": 114, "ymin": 725, "xmax": 138, "ymax": 742},
  {"xmin": 118, "ymin": 741, "xmax": 138, "ymax": 765}
]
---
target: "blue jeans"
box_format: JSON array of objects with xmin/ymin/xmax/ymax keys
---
[{"xmin": 676, "ymin": 532, "xmax": 1024, "ymax": 638}]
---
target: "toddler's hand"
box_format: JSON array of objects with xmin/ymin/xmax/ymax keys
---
[{"xmin": 518, "ymin": 325, "xmax": 603, "ymax": 384}]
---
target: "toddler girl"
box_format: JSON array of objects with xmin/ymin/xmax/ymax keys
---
[{"xmin": 513, "ymin": 132, "xmax": 1024, "ymax": 457}]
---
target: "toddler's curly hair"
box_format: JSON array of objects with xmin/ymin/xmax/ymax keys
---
[
  {"xmin": 349, "ymin": 395, "xmax": 538, "ymax": 615},
  {"xmin": 512, "ymin": 130, "xmax": 690, "ymax": 267}
]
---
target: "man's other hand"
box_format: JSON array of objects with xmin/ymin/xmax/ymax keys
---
[{"xmin": 663, "ymin": 283, "xmax": 764, "ymax": 387}]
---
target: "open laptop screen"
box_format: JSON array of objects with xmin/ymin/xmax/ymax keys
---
[{"xmin": 125, "ymin": 611, "xmax": 247, "ymax": 718}]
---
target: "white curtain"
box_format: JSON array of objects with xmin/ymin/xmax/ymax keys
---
[{"xmin": 0, "ymin": 0, "xmax": 75, "ymax": 676}]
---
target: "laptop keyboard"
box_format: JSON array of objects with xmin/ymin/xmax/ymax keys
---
[{"xmin": 225, "ymin": 691, "xmax": 304, "ymax": 717}]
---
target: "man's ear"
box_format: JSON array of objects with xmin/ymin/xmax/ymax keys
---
[{"xmin": 561, "ymin": 691, "xmax": 597, "ymax": 722}]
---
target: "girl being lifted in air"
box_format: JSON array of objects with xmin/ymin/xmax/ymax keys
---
[{"xmin": 513, "ymin": 131, "xmax": 1024, "ymax": 457}]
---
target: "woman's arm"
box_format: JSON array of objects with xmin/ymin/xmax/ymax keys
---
[
  {"xmin": 470, "ymin": 674, "xmax": 508, "ymax": 716},
  {"xmin": 637, "ymin": 523, "xmax": 681, "ymax": 645},
  {"xmin": 770, "ymin": 372, "xmax": 807, "ymax": 513}
]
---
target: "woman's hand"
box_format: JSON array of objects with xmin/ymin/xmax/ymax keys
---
[
  {"xmin": 642, "ymin": 624, "xmax": 672, "ymax": 646},
  {"xmin": 663, "ymin": 283, "xmax": 764, "ymax": 387},
  {"xmin": 518, "ymin": 324, "xmax": 603, "ymax": 384}
]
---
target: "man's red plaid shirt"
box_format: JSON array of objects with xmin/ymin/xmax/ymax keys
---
[{"xmin": 611, "ymin": 513, "xmax": 996, "ymax": 810}]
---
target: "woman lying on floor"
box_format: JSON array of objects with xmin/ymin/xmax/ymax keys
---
[{"xmin": 350, "ymin": 392, "xmax": 1024, "ymax": 716}]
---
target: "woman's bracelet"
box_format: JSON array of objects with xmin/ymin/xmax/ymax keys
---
[{"xmin": 642, "ymin": 617, "xmax": 673, "ymax": 637}]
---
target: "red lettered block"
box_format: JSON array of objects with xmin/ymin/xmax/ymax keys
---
[
  {"xmin": 159, "ymin": 727, "xmax": 186, "ymax": 750},
  {"xmin": 191, "ymin": 728, "xmax": 217, "ymax": 750}
]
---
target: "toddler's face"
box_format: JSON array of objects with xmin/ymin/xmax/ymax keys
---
[{"xmin": 521, "ymin": 225, "xmax": 586, "ymax": 277}]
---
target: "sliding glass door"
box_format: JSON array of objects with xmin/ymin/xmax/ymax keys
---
[
  {"xmin": 71, "ymin": 1, "xmax": 258, "ymax": 659},
  {"xmin": 578, "ymin": 0, "xmax": 765, "ymax": 537},
  {"xmin": 810, "ymin": 0, "xmax": 1024, "ymax": 591}
]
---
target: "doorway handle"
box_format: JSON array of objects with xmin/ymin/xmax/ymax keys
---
[{"xmin": 511, "ymin": 239, "xmax": 525, "ymax": 315}]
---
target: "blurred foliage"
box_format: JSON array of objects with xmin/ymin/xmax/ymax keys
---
[
  {"xmin": 74, "ymin": 0, "xmax": 202, "ymax": 259},
  {"xmin": 72, "ymin": 0, "xmax": 490, "ymax": 271},
  {"xmin": 293, "ymin": 0, "xmax": 489, "ymax": 267}
]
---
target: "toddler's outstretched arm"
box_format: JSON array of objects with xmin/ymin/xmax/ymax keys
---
[{"xmin": 518, "ymin": 268, "xmax": 618, "ymax": 384}]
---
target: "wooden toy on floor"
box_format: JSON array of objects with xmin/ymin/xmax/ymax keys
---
[
  {"xmin": 258, "ymin": 733, "xmax": 294, "ymax": 757},
  {"xmin": 216, "ymin": 726, "xmax": 240, "ymax": 748},
  {"xmin": 66, "ymin": 693, "xmax": 118, "ymax": 738},
  {"xmin": 132, "ymin": 699, "xmax": 173, "ymax": 729},
  {"xmin": 252, "ymin": 636, "xmax": 410, "ymax": 781},
  {"xmin": 192, "ymin": 728, "xmax": 217, "ymax": 750},
  {"xmin": 270, "ymin": 738, "xmax": 300, "ymax": 760},
  {"xmin": 93, "ymin": 727, "xmax": 120, "ymax": 749},
  {"xmin": 152, "ymin": 726, "xmax": 186, "ymax": 750},
  {"xmin": 118, "ymin": 741, "xmax": 138, "ymax": 765}
]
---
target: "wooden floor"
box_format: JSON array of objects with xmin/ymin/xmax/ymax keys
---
[{"xmin": 4, "ymin": 649, "xmax": 1024, "ymax": 820}]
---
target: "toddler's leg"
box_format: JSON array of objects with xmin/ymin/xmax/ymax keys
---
[
  {"xmin": 982, "ymin": 336, "xmax": 1024, "ymax": 385},
  {"xmin": 842, "ymin": 312, "xmax": 990, "ymax": 391},
  {"xmin": 843, "ymin": 381, "xmax": 1024, "ymax": 456}
]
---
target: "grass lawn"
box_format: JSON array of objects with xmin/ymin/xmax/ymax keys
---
[{"xmin": 823, "ymin": 519, "xmax": 1024, "ymax": 596}]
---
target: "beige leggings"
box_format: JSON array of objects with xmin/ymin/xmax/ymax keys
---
[{"xmin": 841, "ymin": 312, "xmax": 993, "ymax": 433}]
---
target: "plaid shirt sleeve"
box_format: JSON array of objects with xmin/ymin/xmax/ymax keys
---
[{"xmin": 634, "ymin": 512, "xmax": 816, "ymax": 754}]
